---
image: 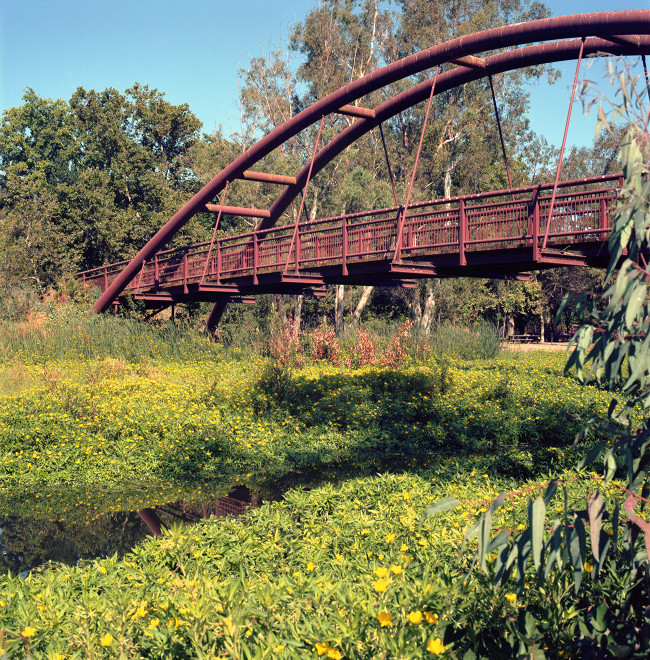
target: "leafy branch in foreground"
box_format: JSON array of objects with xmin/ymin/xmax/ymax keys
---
[{"xmin": 425, "ymin": 61, "xmax": 650, "ymax": 656}]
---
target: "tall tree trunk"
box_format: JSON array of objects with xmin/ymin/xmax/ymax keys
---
[
  {"xmin": 334, "ymin": 285, "xmax": 345, "ymax": 336},
  {"xmin": 410, "ymin": 290, "xmax": 423, "ymax": 323},
  {"xmin": 420, "ymin": 280, "xmax": 436, "ymax": 335},
  {"xmin": 539, "ymin": 309, "xmax": 545, "ymax": 343},
  {"xmin": 351, "ymin": 286, "xmax": 373, "ymax": 325},
  {"xmin": 294, "ymin": 294, "xmax": 304, "ymax": 334},
  {"xmin": 274, "ymin": 294, "xmax": 287, "ymax": 329}
]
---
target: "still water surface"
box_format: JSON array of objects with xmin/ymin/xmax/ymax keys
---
[{"xmin": 0, "ymin": 483, "xmax": 255, "ymax": 575}]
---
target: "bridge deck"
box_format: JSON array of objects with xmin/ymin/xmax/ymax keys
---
[{"xmin": 79, "ymin": 174, "xmax": 619, "ymax": 305}]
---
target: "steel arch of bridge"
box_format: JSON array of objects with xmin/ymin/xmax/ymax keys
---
[{"xmin": 91, "ymin": 10, "xmax": 650, "ymax": 315}]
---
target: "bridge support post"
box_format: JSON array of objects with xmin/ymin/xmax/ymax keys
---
[
  {"xmin": 600, "ymin": 197, "xmax": 608, "ymax": 234},
  {"xmin": 207, "ymin": 300, "xmax": 229, "ymax": 333}
]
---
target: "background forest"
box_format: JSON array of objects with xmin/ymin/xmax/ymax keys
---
[{"xmin": 0, "ymin": 0, "xmax": 624, "ymax": 335}]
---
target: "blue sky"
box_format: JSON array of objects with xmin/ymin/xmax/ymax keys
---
[{"xmin": 1, "ymin": 0, "xmax": 649, "ymax": 149}]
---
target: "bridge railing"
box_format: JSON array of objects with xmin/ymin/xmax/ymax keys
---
[{"xmin": 78, "ymin": 173, "xmax": 622, "ymax": 294}]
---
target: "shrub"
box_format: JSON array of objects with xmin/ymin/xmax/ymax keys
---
[{"xmin": 308, "ymin": 324, "xmax": 341, "ymax": 365}]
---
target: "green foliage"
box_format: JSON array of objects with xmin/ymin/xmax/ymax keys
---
[
  {"xmin": 427, "ymin": 322, "xmax": 501, "ymax": 360},
  {"xmin": 0, "ymin": 340, "xmax": 612, "ymax": 492},
  {"xmin": 0, "ymin": 84, "xmax": 204, "ymax": 292}
]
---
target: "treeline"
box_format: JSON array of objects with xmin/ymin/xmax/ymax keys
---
[{"xmin": 0, "ymin": 0, "xmax": 624, "ymax": 333}]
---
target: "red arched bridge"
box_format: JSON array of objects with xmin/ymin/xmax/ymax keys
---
[{"xmin": 80, "ymin": 11, "xmax": 650, "ymax": 327}]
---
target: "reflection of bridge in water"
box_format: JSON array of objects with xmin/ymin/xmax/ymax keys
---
[
  {"xmin": 138, "ymin": 486, "xmax": 253, "ymax": 536},
  {"xmin": 79, "ymin": 12, "xmax": 650, "ymax": 327}
]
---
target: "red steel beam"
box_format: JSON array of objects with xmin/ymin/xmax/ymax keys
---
[
  {"xmin": 241, "ymin": 170, "xmax": 297, "ymax": 185},
  {"xmin": 94, "ymin": 11, "xmax": 650, "ymax": 313},
  {"xmin": 204, "ymin": 204, "xmax": 271, "ymax": 219},
  {"xmin": 337, "ymin": 104, "xmax": 376, "ymax": 119}
]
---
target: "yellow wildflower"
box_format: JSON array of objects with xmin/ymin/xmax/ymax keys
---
[
  {"xmin": 373, "ymin": 579, "xmax": 389, "ymax": 593},
  {"xmin": 306, "ymin": 562, "xmax": 316, "ymax": 572},
  {"xmin": 315, "ymin": 642, "xmax": 330, "ymax": 656},
  {"xmin": 391, "ymin": 565, "xmax": 403, "ymax": 575},
  {"xmin": 505, "ymin": 593, "xmax": 517, "ymax": 604},
  {"xmin": 407, "ymin": 610, "xmax": 424, "ymax": 624},
  {"xmin": 21, "ymin": 627, "xmax": 36, "ymax": 638},
  {"xmin": 99, "ymin": 633, "xmax": 113, "ymax": 647},
  {"xmin": 377, "ymin": 611, "xmax": 392, "ymax": 627},
  {"xmin": 584, "ymin": 561, "xmax": 593, "ymax": 574},
  {"xmin": 427, "ymin": 638, "xmax": 446, "ymax": 655},
  {"xmin": 374, "ymin": 566, "xmax": 389, "ymax": 578},
  {"xmin": 425, "ymin": 612, "xmax": 439, "ymax": 624}
]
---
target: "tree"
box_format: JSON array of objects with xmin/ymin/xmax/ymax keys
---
[{"xmin": 0, "ymin": 85, "xmax": 204, "ymax": 295}]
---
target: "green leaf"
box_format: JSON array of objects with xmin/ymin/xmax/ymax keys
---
[
  {"xmin": 530, "ymin": 497, "xmax": 546, "ymax": 574},
  {"xmin": 624, "ymin": 282, "xmax": 646, "ymax": 330},
  {"xmin": 571, "ymin": 515, "xmax": 587, "ymax": 594},
  {"xmin": 421, "ymin": 497, "xmax": 460, "ymax": 520},
  {"xmin": 516, "ymin": 530, "xmax": 531, "ymax": 594},
  {"xmin": 542, "ymin": 480, "xmax": 559, "ymax": 506},
  {"xmin": 587, "ymin": 492, "xmax": 605, "ymax": 563},
  {"xmin": 578, "ymin": 443, "xmax": 604, "ymax": 470},
  {"xmin": 486, "ymin": 530, "xmax": 511, "ymax": 554},
  {"xmin": 478, "ymin": 507, "xmax": 493, "ymax": 572},
  {"xmin": 604, "ymin": 450, "xmax": 617, "ymax": 484},
  {"xmin": 543, "ymin": 521, "xmax": 563, "ymax": 580}
]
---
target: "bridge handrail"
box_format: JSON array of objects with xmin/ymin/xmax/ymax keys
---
[{"xmin": 77, "ymin": 173, "xmax": 622, "ymax": 288}]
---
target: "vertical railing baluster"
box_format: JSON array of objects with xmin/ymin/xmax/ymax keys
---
[
  {"xmin": 459, "ymin": 199, "xmax": 467, "ymax": 266},
  {"xmin": 253, "ymin": 232, "xmax": 259, "ymax": 284},
  {"xmin": 295, "ymin": 226, "xmax": 301, "ymax": 273},
  {"xmin": 532, "ymin": 188, "xmax": 540, "ymax": 261},
  {"xmin": 342, "ymin": 216, "xmax": 348, "ymax": 276}
]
